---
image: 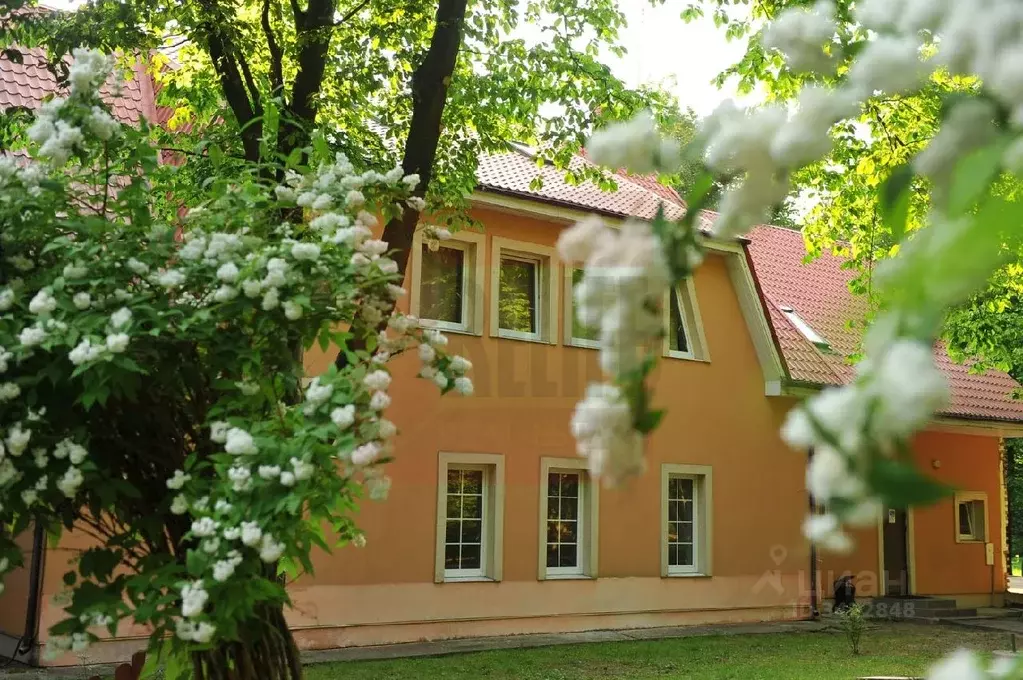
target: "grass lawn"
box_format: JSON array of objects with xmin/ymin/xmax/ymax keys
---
[{"xmin": 305, "ymin": 623, "xmax": 1012, "ymax": 680}]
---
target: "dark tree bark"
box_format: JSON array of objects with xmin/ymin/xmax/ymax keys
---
[
  {"xmin": 276, "ymin": 0, "xmax": 336, "ymax": 160},
  {"xmin": 333, "ymin": 0, "xmax": 469, "ymax": 369},
  {"xmin": 380, "ymin": 0, "xmax": 469, "ymax": 278}
]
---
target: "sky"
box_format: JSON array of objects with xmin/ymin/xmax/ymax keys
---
[{"xmin": 608, "ymin": 1, "xmax": 753, "ymax": 115}]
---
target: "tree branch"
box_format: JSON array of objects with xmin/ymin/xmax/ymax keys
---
[
  {"xmin": 262, "ymin": 0, "xmax": 285, "ymax": 93},
  {"xmin": 380, "ymin": 0, "xmax": 469, "ymax": 276},
  {"xmin": 277, "ymin": 0, "xmax": 336, "ymax": 159},
  {"xmin": 236, "ymin": 50, "xmax": 263, "ymax": 119},
  {"xmin": 336, "ymin": 0, "xmax": 371, "ymax": 26},
  {"xmin": 198, "ymin": 2, "xmax": 262, "ymax": 161},
  {"xmin": 336, "ymin": 0, "xmax": 469, "ymax": 369}
]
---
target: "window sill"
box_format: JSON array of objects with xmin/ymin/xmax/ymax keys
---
[
  {"xmin": 566, "ymin": 339, "xmax": 600, "ymax": 350},
  {"xmin": 418, "ymin": 319, "xmax": 480, "ymax": 337},
  {"xmin": 541, "ymin": 574, "xmax": 595, "ymax": 581},
  {"xmin": 440, "ymin": 575, "xmax": 499, "ymax": 583},
  {"xmin": 663, "ymin": 572, "xmax": 711, "ymax": 579},
  {"xmin": 492, "ymin": 331, "xmax": 552, "ymax": 345},
  {"xmin": 663, "ymin": 351, "xmax": 709, "ymax": 364},
  {"xmin": 955, "ymin": 538, "xmax": 986, "ymax": 544}
]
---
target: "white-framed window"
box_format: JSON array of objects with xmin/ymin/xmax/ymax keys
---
[
  {"xmin": 410, "ymin": 229, "xmax": 485, "ymax": 335},
  {"xmin": 661, "ymin": 464, "xmax": 713, "ymax": 577},
  {"xmin": 954, "ymin": 492, "xmax": 988, "ymax": 543},
  {"xmin": 663, "ymin": 278, "xmax": 708, "ymax": 361},
  {"xmin": 490, "ymin": 237, "xmax": 558, "ymax": 344},
  {"xmin": 538, "ymin": 457, "xmax": 599, "ymax": 579},
  {"xmin": 562, "ymin": 267, "xmax": 600, "ymax": 349},
  {"xmin": 435, "ymin": 452, "xmax": 504, "ymax": 582}
]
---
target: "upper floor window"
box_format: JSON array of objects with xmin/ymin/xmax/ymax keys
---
[
  {"xmin": 489, "ymin": 237, "xmax": 558, "ymax": 344},
  {"xmin": 411, "ymin": 229, "xmax": 485, "ymax": 335},
  {"xmin": 663, "ymin": 279, "xmax": 708, "ymax": 361},
  {"xmin": 563, "ymin": 268, "xmax": 600, "ymax": 349}
]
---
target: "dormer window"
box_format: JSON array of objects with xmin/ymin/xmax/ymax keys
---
[{"xmin": 779, "ymin": 305, "xmax": 829, "ymax": 351}]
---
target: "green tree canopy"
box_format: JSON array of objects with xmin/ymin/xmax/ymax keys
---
[{"xmin": 1, "ymin": 0, "xmax": 685, "ymax": 278}]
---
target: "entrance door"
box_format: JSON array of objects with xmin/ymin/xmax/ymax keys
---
[{"xmin": 882, "ymin": 507, "xmax": 909, "ymax": 596}]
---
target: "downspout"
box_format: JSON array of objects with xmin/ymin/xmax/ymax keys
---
[
  {"xmin": 808, "ymin": 447, "xmax": 820, "ymax": 619},
  {"xmin": 13, "ymin": 523, "xmax": 45, "ymax": 665}
]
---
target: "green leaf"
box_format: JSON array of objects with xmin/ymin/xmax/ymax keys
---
[
  {"xmin": 879, "ymin": 163, "xmax": 914, "ymax": 242},
  {"xmin": 868, "ymin": 457, "xmax": 951, "ymax": 507},
  {"xmin": 949, "ymin": 138, "xmax": 1008, "ymax": 215},
  {"xmin": 185, "ymin": 549, "xmax": 208, "ymax": 576},
  {"xmin": 634, "ymin": 408, "xmax": 665, "ymax": 435}
]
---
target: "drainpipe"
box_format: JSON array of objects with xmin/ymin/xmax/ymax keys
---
[
  {"xmin": 12, "ymin": 523, "xmax": 45, "ymax": 665},
  {"xmin": 808, "ymin": 447, "xmax": 820, "ymax": 619}
]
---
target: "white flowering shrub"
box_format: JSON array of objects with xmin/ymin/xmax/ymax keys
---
[
  {"xmin": 570, "ymin": 1, "xmax": 1023, "ymax": 674},
  {"xmin": 0, "ymin": 50, "xmax": 470, "ymax": 674}
]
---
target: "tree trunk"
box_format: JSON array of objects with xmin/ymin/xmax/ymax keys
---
[{"xmin": 191, "ymin": 602, "xmax": 302, "ymax": 680}]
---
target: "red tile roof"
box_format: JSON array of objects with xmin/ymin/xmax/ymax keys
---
[
  {"xmin": 746, "ymin": 223, "xmax": 1023, "ymax": 422},
  {"xmin": 0, "ymin": 47, "xmax": 149, "ymax": 125},
  {"xmin": 477, "ymin": 148, "xmax": 686, "ymax": 221}
]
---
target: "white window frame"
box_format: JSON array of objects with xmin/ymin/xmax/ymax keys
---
[
  {"xmin": 661, "ymin": 464, "xmax": 713, "ymax": 577},
  {"xmin": 562, "ymin": 267, "xmax": 600, "ymax": 350},
  {"xmin": 662, "ymin": 278, "xmax": 709, "ymax": 362},
  {"xmin": 410, "ymin": 229, "xmax": 485, "ymax": 336},
  {"xmin": 435, "ymin": 452, "xmax": 504, "ymax": 583},
  {"xmin": 954, "ymin": 491, "xmax": 988, "ymax": 544},
  {"xmin": 538, "ymin": 457, "xmax": 599, "ymax": 580},
  {"xmin": 490, "ymin": 237, "xmax": 559, "ymax": 344}
]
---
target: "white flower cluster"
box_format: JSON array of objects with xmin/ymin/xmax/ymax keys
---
[
  {"xmin": 587, "ymin": 111, "xmax": 681, "ymax": 175},
  {"xmin": 730, "ymin": 0, "xmax": 1023, "ymax": 239},
  {"xmin": 44, "ymin": 631, "xmax": 93, "ymax": 660},
  {"xmin": 275, "ymin": 153, "xmax": 417, "ymax": 219},
  {"xmin": 570, "ymin": 384, "xmax": 643, "ymax": 485},
  {"xmin": 0, "ymin": 157, "xmax": 43, "ymax": 197},
  {"xmin": 926, "ymin": 648, "xmax": 1017, "ymax": 680},
  {"xmin": 26, "ymin": 49, "xmax": 118, "ymax": 167},
  {"xmin": 556, "ymin": 216, "xmax": 669, "ymax": 485},
  {"xmin": 782, "ymin": 338, "xmax": 949, "ymax": 551},
  {"xmin": 702, "ymin": 90, "xmax": 858, "ymax": 238},
  {"xmin": 558, "ymin": 216, "xmax": 670, "ymax": 376},
  {"xmin": 422, "ymin": 224, "xmax": 452, "ymax": 252},
  {"xmin": 0, "ymin": 422, "xmax": 86, "ymax": 508},
  {"xmin": 761, "ymin": 1, "xmax": 838, "ymax": 73},
  {"xmin": 67, "ymin": 48, "xmax": 115, "ymax": 98}
]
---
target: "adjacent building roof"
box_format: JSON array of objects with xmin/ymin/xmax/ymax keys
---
[
  {"xmin": 3, "ymin": 46, "xmax": 1020, "ymax": 423},
  {"xmin": 746, "ymin": 223, "xmax": 1023, "ymax": 423},
  {"xmin": 0, "ymin": 47, "xmax": 152, "ymax": 124}
]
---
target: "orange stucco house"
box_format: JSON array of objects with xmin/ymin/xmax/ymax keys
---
[{"xmin": 3, "ymin": 55, "xmax": 1023, "ymax": 667}]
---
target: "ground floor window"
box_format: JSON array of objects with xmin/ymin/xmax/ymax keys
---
[
  {"xmin": 539, "ymin": 458, "xmax": 600, "ymax": 579},
  {"xmin": 954, "ymin": 492, "xmax": 988, "ymax": 543},
  {"xmin": 435, "ymin": 452, "xmax": 505, "ymax": 582},
  {"xmin": 661, "ymin": 464, "xmax": 713, "ymax": 577}
]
